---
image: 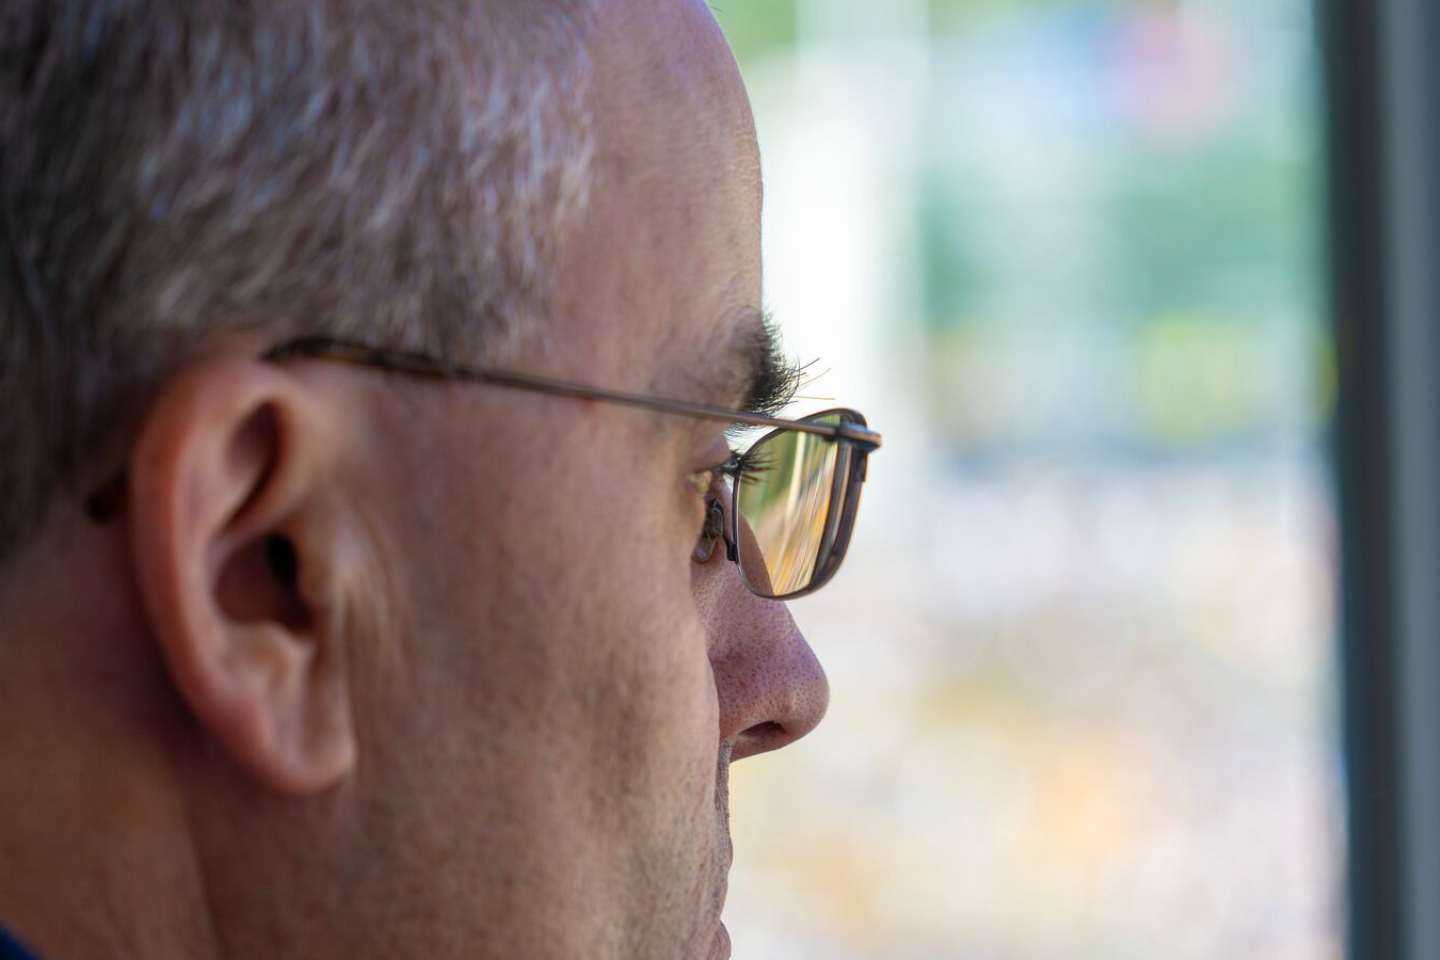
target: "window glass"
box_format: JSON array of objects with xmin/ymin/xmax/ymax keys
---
[{"xmin": 719, "ymin": 1, "xmax": 1339, "ymax": 956}]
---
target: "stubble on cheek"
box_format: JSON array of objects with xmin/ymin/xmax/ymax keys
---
[
  {"xmin": 708, "ymin": 743, "xmax": 735, "ymax": 920},
  {"xmin": 677, "ymin": 741, "xmax": 734, "ymax": 958},
  {"xmin": 572, "ymin": 604, "xmax": 721, "ymax": 958}
]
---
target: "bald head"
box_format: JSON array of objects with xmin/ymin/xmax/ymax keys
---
[
  {"xmin": 587, "ymin": 0, "xmax": 760, "ymax": 208},
  {"xmin": 551, "ymin": 0, "xmax": 763, "ymax": 400}
]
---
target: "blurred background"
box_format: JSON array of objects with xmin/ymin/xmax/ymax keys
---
[{"xmin": 712, "ymin": 1, "xmax": 1340, "ymax": 957}]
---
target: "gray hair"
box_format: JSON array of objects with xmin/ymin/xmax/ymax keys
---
[{"xmin": 0, "ymin": 0, "xmax": 594, "ymax": 567}]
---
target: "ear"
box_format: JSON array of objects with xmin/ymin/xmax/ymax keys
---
[{"xmin": 128, "ymin": 357, "xmax": 356, "ymax": 795}]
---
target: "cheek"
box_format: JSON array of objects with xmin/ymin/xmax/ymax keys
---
[
  {"xmin": 602, "ymin": 572, "xmax": 720, "ymax": 757},
  {"xmin": 579, "ymin": 481, "xmax": 723, "ymax": 811},
  {"xmin": 490, "ymin": 441, "xmax": 720, "ymax": 775},
  {"xmin": 349, "ymin": 404, "xmax": 729, "ymax": 943}
]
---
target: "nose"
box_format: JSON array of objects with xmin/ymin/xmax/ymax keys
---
[{"xmin": 692, "ymin": 556, "xmax": 830, "ymax": 762}]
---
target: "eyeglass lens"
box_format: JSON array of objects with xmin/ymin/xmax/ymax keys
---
[{"xmin": 734, "ymin": 413, "xmax": 857, "ymax": 598}]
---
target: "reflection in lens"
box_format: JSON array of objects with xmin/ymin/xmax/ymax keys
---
[{"xmin": 735, "ymin": 415, "xmax": 843, "ymax": 597}]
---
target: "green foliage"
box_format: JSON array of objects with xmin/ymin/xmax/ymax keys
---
[
  {"xmin": 709, "ymin": 1, "xmax": 799, "ymax": 66},
  {"xmin": 1131, "ymin": 314, "xmax": 1266, "ymax": 444},
  {"xmin": 928, "ymin": 0, "xmax": 1123, "ymax": 34},
  {"xmin": 918, "ymin": 173, "xmax": 988, "ymax": 329},
  {"xmin": 1106, "ymin": 142, "xmax": 1321, "ymax": 322}
]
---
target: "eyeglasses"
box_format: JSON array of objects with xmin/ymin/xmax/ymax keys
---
[{"xmin": 85, "ymin": 336, "xmax": 882, "ymax": 601}]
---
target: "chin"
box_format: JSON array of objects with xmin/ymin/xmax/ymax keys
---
[
  {"xmin": 707, "ymin": 921, "xmax": 732, "ymax": 960},
  {"xmin": 691, "ymin": 871, "xmax": 732, "ymax": 960}
]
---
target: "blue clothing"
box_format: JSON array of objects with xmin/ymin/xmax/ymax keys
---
[{"xmin": 0, "ymin": 927, "xmax": 36, "ymax": 960}]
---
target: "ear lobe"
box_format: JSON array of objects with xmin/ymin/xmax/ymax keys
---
[{"xmin": 128, "ymin": 358, "xmax": 356, "ymax": 796}]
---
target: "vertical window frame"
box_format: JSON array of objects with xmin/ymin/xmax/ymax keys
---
[{"xmin": 1327, "ymin": 0, "xmax": 1440, "ymax": 956}]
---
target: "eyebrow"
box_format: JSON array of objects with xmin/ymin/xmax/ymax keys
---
[{"xmin": 687, "ymin": 307, "xmax": 803, "ymax": 418}]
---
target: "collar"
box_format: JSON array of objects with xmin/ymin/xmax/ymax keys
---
[{"xmin": 0, "ymin": 927, "xmax": 37, "ymax": 960}]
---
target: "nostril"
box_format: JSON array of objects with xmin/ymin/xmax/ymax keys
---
[
  {"xmin": 741, "ymin": 721, "xmax": 786, "ymax": 746},
  {"xmin": 730, "ymin": 721, "xmax": 795, "ymax": 762}
]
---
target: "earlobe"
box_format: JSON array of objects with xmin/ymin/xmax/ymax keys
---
[{"xmin": 127, "ymin": 358, "xmax": 357, "ymax": 795}]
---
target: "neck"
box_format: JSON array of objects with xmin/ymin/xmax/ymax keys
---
[{"xmin": 0, "ymin": 522, "xmax": 223, "ymax": 960}]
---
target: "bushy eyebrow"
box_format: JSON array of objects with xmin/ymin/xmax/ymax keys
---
[
  {"xmin": 738, "ymin": 311, "xmax": 804, "ymax": 417},
  {"xmin": 692, "ymin": 307, "xmax": 804, "ymax": 419}
]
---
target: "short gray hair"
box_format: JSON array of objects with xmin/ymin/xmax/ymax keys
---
[{"xmin": 0, "ymin": 0, "xmax": 594, "ymax": 566}]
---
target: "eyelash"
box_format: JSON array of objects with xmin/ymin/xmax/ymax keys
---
[
  {"xmin": 688, "ymin": 446, "xmax": 760, "ymax": 500},
  {"xmin": 688, "ymin": 445, "xmax": 768, "ymax": 502},
  {"xmin": 720, "ymin": 446, "xmax": 762, "ymax": 481}
]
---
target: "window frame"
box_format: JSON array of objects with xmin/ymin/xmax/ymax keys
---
[{"xmin": 1326, "ymin": 0, "xmax": 1440, "ymax": 956}]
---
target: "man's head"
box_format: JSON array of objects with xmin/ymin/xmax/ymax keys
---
[{"xmin": 0, "ymin": 2, "xmax": 829, "ymax": 959}]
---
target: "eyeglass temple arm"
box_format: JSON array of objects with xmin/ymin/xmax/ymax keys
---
[
  {"xmin": 268, "ymin": 337, "xmax": 884, "ymax": 450},
  {"xmin": 87, "ymin": 337, "xmax": 883, "ymax": 525}
]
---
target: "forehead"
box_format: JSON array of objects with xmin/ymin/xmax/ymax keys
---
[{"xmin": 547, "ymin": 0, "xmax": 763, "ymax": 402}]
